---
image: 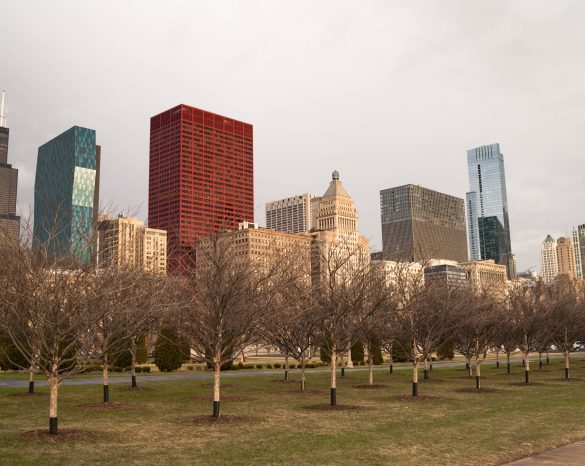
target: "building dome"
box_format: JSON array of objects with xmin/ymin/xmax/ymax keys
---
[{"xmin": 332, "ymin": 170, "xmax": 339, "ymax": 180}]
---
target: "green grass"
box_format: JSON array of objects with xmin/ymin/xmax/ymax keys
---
[{"xmin": 2, "ymin": 358, "xmax": 585, "ymax": 465}]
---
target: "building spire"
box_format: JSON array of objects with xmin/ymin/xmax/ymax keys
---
[{"xmin": 0, "ymin": 90, "xmax": 6, "ymax": 128}]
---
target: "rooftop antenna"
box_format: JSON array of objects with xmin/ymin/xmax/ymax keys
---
[{"xmin": 0, "ymin": 90, "xmax": 5, "ymax": 128}]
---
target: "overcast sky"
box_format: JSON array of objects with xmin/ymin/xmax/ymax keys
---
[{"xmin": 2, "ymin": 0, "xmax": 584, "ymax": 272}]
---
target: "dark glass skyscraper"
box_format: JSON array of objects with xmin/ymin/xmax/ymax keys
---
[
  {"xmin": 466, "ymin": 143, "xmax": 514, "ymax": 278},
  {"xmin": 380, "ymin": 184, "xmax": 468, "ymax": 263},
  {"xmin": 33, "ymin": 126, "xmax": 100, "ymax": 263},
  {"xmin": 0, "ymin": 92, "xmax": 20, "ymax": 245}
]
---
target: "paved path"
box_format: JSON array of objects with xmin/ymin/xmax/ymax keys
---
[
  {"xmin": 0, "ymin": 354, "xmax": 575, "ymax": 389},
  {"xmin": 505, "ymin": 440, "xmax": 585, "ymax": 465}
]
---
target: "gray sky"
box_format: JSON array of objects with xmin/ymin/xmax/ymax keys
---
[{"xmin": 2, "ymin": 0, "xmax": 584, "ymax": 272}]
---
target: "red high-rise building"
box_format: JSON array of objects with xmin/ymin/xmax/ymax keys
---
[{"xmin": 148, "ymin": 104, "xmax": 253, "ymax": 270}]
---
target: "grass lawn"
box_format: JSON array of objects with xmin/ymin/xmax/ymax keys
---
[{"xmin": 2, "ymin": 358, "xmax": 585, "ymax": 465}]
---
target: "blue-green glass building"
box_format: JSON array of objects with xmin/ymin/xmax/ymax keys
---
[
  {"xmin": 33, "ymin": 126, "xmax": 100, "ymax": 264},
  {"xmin": 466, "ymin": 143, "xmax": 514, "ymax": 278}
]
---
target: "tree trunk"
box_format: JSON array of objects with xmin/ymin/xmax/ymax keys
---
[
  {"xmin": 467, "ymin": 357, "xmax": 472, "ymax": 377},
  {"xmin": 565, "ymin": 351, "xmax": 570, "ymax": 380},
  {"xmin": 539, "ymin": 351, "xmax": 543, "ymax": 370},
  {"xmin": 131, "ymin": 338, "xmax": 137, "ymax": 388},
  {"xmin": 475, "ymin": 358, "xmax": 481, "ymax": 389},
  {"xmin": 423, "ymin": 357, "xmax": 429, "ymax": 380},
  {"xmin": 507, "ymin": 352, "xmax": 511, "ymax": 374},
  {"xmin": 48, "ymin": 372, "xmax": 59, "ymax": 435},
  {"xmin": 495, "ymin": 348, "xmax": 500, "ymax": 369},
  {"xmin": 300, "ymin": 356, "xmax": 306, "ymax": 392},
  {"xmin": 412, "ymin": 359, "xmax": 419, "ymax": 396},
  {"xmin": 341, "ymin": 352, "xmax": 345, "ymax": 377},
  {"xmin": 368, "ymin": 349, "xmax": 373, "ymax": 386},
  {"xmin": 103, "ymin": 355, "xmax": 110, "ymax": 403},
  {"xmin": 524, "ymin": 350, "xmax": 530, "ymax": 384},
  {"xmin": 284, "ymin": 353, "xmax": 289, "ymax": 382},
  {"xmin": 546, "ymin": 351, "xmax": 550, "ymax": 365},
  {"xmin": 213, "ymin": 359, "xmax": 221, "ymax": 418},
  {"xmin": 28, "ymin": 365, "xmax": 35, "ymax": 394},
  {"xmin": 330, "ymin": 345, "xmax": 337, "ymax": 406}
]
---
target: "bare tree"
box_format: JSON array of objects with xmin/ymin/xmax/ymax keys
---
[
  {"xmin": 0, "ymin": 230, "xmax": 105, "ymax": 435},
  {"xmin": 311, "ymin": 237, "xmax": 371, "ymax": 406},
  {"xmin": 545, "ymin": 278, "xmax": 583, "ymax": 380},
  {"xmin": 177, "ymin": 231, "xmax": 300, "ymax": 418}
]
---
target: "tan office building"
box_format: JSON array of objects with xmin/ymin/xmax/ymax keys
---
[
  {"xmin": 98, "ymin": 215, "xmax": 167, "ymax": 275},
  {"xmin": 459, "ymin": 259, "xmax": 507, "ymax": 295},
  {"xmin": 556, "ymin": 236, "xmax": 576, "ymax": 279}
]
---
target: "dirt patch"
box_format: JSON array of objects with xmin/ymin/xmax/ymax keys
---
[
  {"xmin": 302, "ymin": 404, "xmax": 365, "ymax": 411},
  {"xmin": 188, "ymin": 395, "xmax": 248, "ymax": 402},
  {"xmin": 353, "ymin": 384, "xmax": 387, "ymax": 389},
  {"xmin": 6, "ymin": 392, "xmax": 49, "ymax": 398},
  {"xmin": 271, "ymin": 379, "xmax": 299, "ymax": 383},
  {"xmin": 455, "ymin": 387, "xmax": 501, "ymax": 393},
  {"xmin": 421, "ymin": 378, "xmax": 445, "ymax": 383},
  {"xmin": 115, "ymin": 386, "xmax": 155, "ymax": 392},
  {"xmin": 186, "ymin": 415, "xmax": 251, "ymax": 425},
  {"xmin": 336, "ymin": 376, "xmax": 358, "ymax": 381},
  {"xmin": 286, "ymin": 390, "xmax": 326, "ymax": 395},
  {"xmin": 393, "ymin": 395, "xmax": 443, "ymax": 401},
  {"xmin": 76, "ymin": 402, "xmax": 129, "ymax": 409},
  {"xmin": 200, "ymin": 383, "xmax": 235, "ymax": 388},
  {"xmin": 22, "ymin": 429, "xmax": 97, "ymax": 441}
]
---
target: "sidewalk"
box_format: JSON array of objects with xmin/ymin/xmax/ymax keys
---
[{"xmin": 505, "ymin": 440, "xmax": 585, "ymax": 465}]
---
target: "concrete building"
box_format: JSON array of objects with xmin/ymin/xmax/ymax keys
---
[
  {"xmin": 33, "ymin": 126, "xmax": 100, "ymax": 264},
  {"xmin": 466, "ymin": 143, "xmax": 515, "ymax": 278},
  {"xmin": 265, "ymin": 193, "xmax": 320, "ymax": 233},
  {"xmin": 98, "ymin": 215, "xmax": 167, "ymax": 275},
  {"xmin": 556, "ymin": 236, "xmax": 576, "ymax": 280},
  {"xmin": 311, "ymin": 171, "xmax": 371, "ymax": 282},
  {"xmin": 459, "ymin": 259, "xmax": 508, "ymax": 295},
  {"xmin": 380, "ymin": 184, "xmax": 468, "ymax": 263},
  {"xmin": 424, "ymin": 263, "xmax": 467, "ymax": 288},
  {"xmin": 0, "ymin": 91, "xmax": 20, "ymax": 245},
  {"xmin": 540, "ymin": 235, "xmax": 558, "ymax": 284}
]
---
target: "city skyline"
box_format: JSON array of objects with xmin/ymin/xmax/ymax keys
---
[{"xmin": 2, "ymin": 1, "xmax": 585, "ymax": 272}]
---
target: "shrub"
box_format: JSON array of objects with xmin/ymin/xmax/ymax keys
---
[
  {"xmin": 136, "ymin": 335, "xmax": 148, "ymax": 364},
  {"xmin": 266, "ymin": 364, "xmax": 273, "ymax": 369},
  {"xmin": 437, "ymin": 341, "xmax": 454, "ymax": 360},
  {"xmin": 319, "ymin": 344, "xmax": 331, "ymax": 364},
  {"xmin": 109, "ymin": 366, "xmax": 124, "ymax": 373},
  {"xmin": 237, "ymin": 362, "xmax": 244, "ymax": 369},
  {"xmin": 256, "ymin": 364, "xmax": 263, "ymax": 369},
  {"xmin": 371, "ymin": 343, "xmax": 384, "ymax": 365},
  {"xmin": 306, "ymin": 363, "xmax": 316, "ymax": 369},
  {"xmin": 154, "ymin": 321, "xmax": 190, "ymax": 372},
  {"xmin": 141, "ymin": 366, "xmax": 151, "ymax": 373},
  {"xmin": 244, "ymin": 364, "xmax": 254, "ymax": 369},
  {"xmin": 351, "ymin": 341, "xmax": 365, "ymax": 365},
  {"xmin": 274, "ymin": 363, "xmax": 281, "ymax": 369},
  {"xmin": 186, "ymin": 365, "xmax": 194, "ymax": 371}
]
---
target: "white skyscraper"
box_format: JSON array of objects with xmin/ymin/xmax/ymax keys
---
[
  {"xmin": 265, "ymin": 193, "xmax": 321, "ymax": 234},
  {"xmin": 540, "ymin": 234, "xmax": 558, "ymax": 283}
]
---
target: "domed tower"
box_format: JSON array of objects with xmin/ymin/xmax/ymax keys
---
[{"xmin": 316, "ymin": 170, "xmax": 358, "ymax": 235}]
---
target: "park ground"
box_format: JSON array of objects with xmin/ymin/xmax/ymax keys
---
[{"xmin": 2, "ymin": 357, "xmax": 585, "ymax": 465}]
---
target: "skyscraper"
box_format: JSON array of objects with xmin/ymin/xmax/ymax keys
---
[
  {"xmin": 466, "ymin": 143, "xmax": 515, "ymax": 278},
  {"xmin": 0, "ymin": 91, "xmax": 20, "ymax": 244},
  {"xmin": 380, "ymin": 184, "xmax": 468, "ymax": 263},
  {"xmin": 572, "ymin": 225, "xmax": 585, "ymax": 278},
  {"xmin": 33, "ymin": 126, "xmax": 100, "ymax": 263},
  {"xmin": 556, "ymin": 236, "xmax": 576, "ymax": 279},
  {"xmin": 148, "ymin": 104, "xmax": 253, "ymax": 270},
  {"xmin": 540, "ymin": 234, "xmax": 558, "ymax": 283},
  {"xmin": 266, "ymin": 193, "xmax": 320, "ymax": 233}
]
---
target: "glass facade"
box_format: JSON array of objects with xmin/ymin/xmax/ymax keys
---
[
  {"xmin": 572, "ymin": 225, "xmax": 585, "ymax": 278},
  {"xmin": 466, "ymin": 143, "xmax": 514, "ymax": 278},
  {"xmin": 33, "ymin": 126, "xmax": 98, "ymax": 264},
  {"xmin": 0, "ymin": 126, "xmax": 20, "ymax": 244}
]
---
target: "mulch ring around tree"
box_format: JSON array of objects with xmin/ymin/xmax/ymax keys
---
[
  {"xmin": 188, "ymin": 395, "xmax": 249, "ymax": 402},
  {"xmin": 455, "ymin": 387, "xmax": 501, "ymax": 393},
  {"xmin": 6, "ymin": 392, "xmax": 49, "ymax": 398},
  {"xmin": 302, "ymin": 404, "xmax": 366, "ymax": 411},
  {"xmin": 115, "ymin": 386, "xmax": 155, "ymax": 392},
  {"xmin": 392, "ymin": 395, "xmax": 444, "ymax": 401},
  {"xmin": 509, "ymin": 381, "xmax": 546, "ymax": 387},
  {"xmin": 22, "ymin": 429, "xmax": 97, "ymax": 441},
  {"xmin": 186, "ymin": 415, "xmax": 251, "ymax": 425},
  {"xmin": 76, "ymin": 402, "xmax": 129, "ymax": 409},
  {"xmin": 286, "ymin": 389, "xmax": 326, "ymax": 395},
  {"xmin": 353, "ymin": 384, "xmax": 388, "ymax": 389}
]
